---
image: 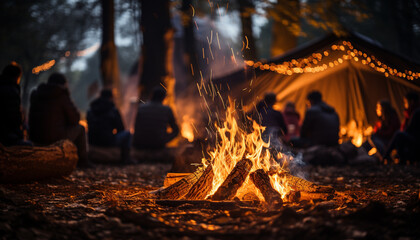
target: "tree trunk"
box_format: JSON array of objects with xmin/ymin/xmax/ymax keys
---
[
  {"xmin": 238, "ymin": 0, "xmax": 257, "ymax": 61},
  {"xmin": 270, "ymin": 0, "xmax": 300, "ymax": 57},
  {"xmin": 0, "ymin": 140, "xmax": 78, "ymax": 183},
  {"xmin": 211, "ymin": 158, "xmax": 253, "ymax": 200},
  {"xmin": 139, "ymin": 0, "xmax": 173, "ymax": 101},
  {"xmin": 181, "ymin": 0, "xmax": 199, "ymax": 83},
  {"xmin": 101, "ymin": 0, "xmax": 121, "ymax": 106},
  {"xmin": 250, "ymin": 169, "xmax": 283, "ymax": 207}
]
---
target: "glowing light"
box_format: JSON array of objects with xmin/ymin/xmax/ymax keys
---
[
  {"xmin": 32, "ymin": 60, "xmax": 56, "ymax": 74},
  {"xmin": 246, "ymin": 40, "xmax": 420, "ymax": 81}
]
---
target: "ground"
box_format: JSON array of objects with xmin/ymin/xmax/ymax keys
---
[{"xmin": 0, "ymin": 163, "xmax": 419, "ymax": 240}]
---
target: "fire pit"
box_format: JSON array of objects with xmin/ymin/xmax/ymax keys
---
[{"xmin": 151, "ymin": 100, "xmax": 338, "ymax": 208}]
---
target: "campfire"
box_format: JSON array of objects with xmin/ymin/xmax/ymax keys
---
[{"xmin": 152, "ymin": 99, "xmax": 334, "ymax": 206}]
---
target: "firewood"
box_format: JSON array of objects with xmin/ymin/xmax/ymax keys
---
[
  {"xmin": 183, "ymin": 165, "xmax": 214, "ymax": 200},
  {"xmin": 151, "ymin": 167, "xmax": 205, "ymax": 199},
  {"xmin": 250, "ymin": 169, "xmax": 283, "ymax": 207},
  {"xmin": 277, "ymin": 172, "xmax": 334, "ymax": 193},
  {"xmin": 211, "ymin": 158, "xmax": 253, "ymax": 200},
  {"xmin": 0, "ymin": 140, "xmax": 78, "ymax": 183},
  {"xmin": 285, "ymin": 190, "xmax": 301, "ymax": 203},
  {"xmin": 163, "ymin": 173, "xmax": 190, "ymax": 187},
  {"xmin": 299, "ymin": 191, "xmax": 334, "ymax": 201}
]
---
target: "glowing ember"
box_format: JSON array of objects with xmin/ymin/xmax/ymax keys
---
[{"xmin": 203, "ymin": 99, "xmax": 291, "ymax": 200}]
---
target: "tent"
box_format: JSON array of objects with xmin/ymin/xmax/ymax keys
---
[{"xmin": 215, "ymin": 32, "xmax": 420, "ymax": 127}]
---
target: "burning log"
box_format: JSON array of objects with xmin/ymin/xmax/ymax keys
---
[
  {"xmin": 163, "ymin": 173, "xmax": 190, "ymax": 187},
  {"xmin": 151, "ymin": 167, "xmax": 205, "ymax": 199},
  {"xmin": 211, "ymin": 158, "xmax": 253, "ymax": 200},
  {"xmin": 183, "ymin": 165, "xmax": 214, "ymax": 200},
  {"xmin": 0, "ymin": 140, "xmax": 78, "ymax": 183},
  {"xmin": 250, "ymin": 169, "xmax": 283, "ymax": 207},
  {"xmin": 276, "ymin": 172, "xmax": 334, "ymax": 193},
  {"xmin": 299, "ymin": 192, "xmax": 334, "ymax": 201},
  {"xmin": 285, "ymin": 190, "xmax": 301, "ymax": 203}
]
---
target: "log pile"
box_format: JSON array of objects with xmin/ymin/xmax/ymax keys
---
[
  {"xmin": 152, "ymin": 157, "xmax": 335, "ymax": 205},
  {"xmin": 0, "ymin": 140, "xmax": 78, "ymax": 183}
]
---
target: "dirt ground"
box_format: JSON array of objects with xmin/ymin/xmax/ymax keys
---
[{"xmin": 1, "ymin": 163, "xmax": 419, "ymax": 240}]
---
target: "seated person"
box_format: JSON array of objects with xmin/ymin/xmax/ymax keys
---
[
  {"xmin": 87, "ymin": 89, "xmax": 131, "ymax": 163},
  {"xmin": 132, "ymin": 86, "xmax": 179, "ymax": 150},
  {"xmin": 29, "ymin": 73, "xmax": 91, "ymax": 168},
  {"xmin": 401, "ymin": 91, "xmax": 420, "ymax": 131},
  {"xmin": 290, "ymin": 91, "xmax": 340, "ymax": 148},
  {"xmin": 283, "ymin": 101, "xmax": 300, "ymax": 141},
  {"xmin": 0, "ymin": 62, "xmax": 31, "ymax": 146},
  {"xmin": 252, "ymin": 93, "xmax": 288, "ymax": 147},
  {"xmin": 362, "ymin": 100, "xmax": 400, "ymax": 157},
  {"xmin": 384, "ymin": 92, "xmax": 420, "ymax": 164}
]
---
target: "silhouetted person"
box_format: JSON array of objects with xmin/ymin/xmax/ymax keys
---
[
  {"xmin": 0, "ymin": 62, "xmax": 31, "ymax": 146},
  {"xmin": 362, "ymin": 100, "xmax": 400, "ymax": 157},
  {"xmin": 384, "ymin": 92, "xmax": 420, "ymax": 164},
  {"xmin": 283, "ymin": 101, "xmax": 300, "ymax": 141},
  {"xmin": 291, "ymin": 91, "xmax": 340, "ymax": 148},
  {"xmin": 29, "ymin": 72, "xmax": 90, "ymax": 168},
  {"xmin": 132, "ymin": 87, "xmax": 179, "ymax": 150},
  {"xmin": 401, "ymin": 91, "xmax": 420, "ymax": 131},
  {"xmin": 87, "ymin": 89, "xmax": 131, "ymax": 163},
  {"xmin": 252, "ymin": 93, "xmax": 288, "ymax": 145}
]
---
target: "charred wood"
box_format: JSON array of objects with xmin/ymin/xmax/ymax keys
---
[
  {"xmin": 276, "ymin": 172, "xmax": 334, "ymax": 193},
  {"xmin": 211, "ymin": 158, "xmax": 253, "ymax": 200},
  {"xmin": 151, "ymin": 167, "xmax": 205, "ymax": 199},
  {"xmin": 183, "ymin": 165, "xmax": 214, "ymax": 200},
  {"xmin": 250, "ymin": 169, "xmax": 283, "ymax": 207}
]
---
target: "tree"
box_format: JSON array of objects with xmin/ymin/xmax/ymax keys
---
[
  {"xmin": 138, "ymin": 0, "xmax": 174, "ymax": 102},
  {"xmin": 100, "ymin": 0, "xmax": 121, "ymax": 106},
  {"xmin": 0, "ymin": 0, "xmax": 100, "ymax": 107},
  {"xmin": 268, "ymin": 0, "xmax": 300, "ymax": 57},
  {"xmin": 238, "ymin": 0, "xmax": 257, "ymax": 61}
]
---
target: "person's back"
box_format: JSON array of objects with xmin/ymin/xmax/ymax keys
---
[
  {"xmin": 255, "ymin": 93, "xmax": 288, "ymax": 137},
  {"xmin": 406, "ymin": 107, "xmax": 420, "ymax": 140},
  {"xmin": 29, "ymin": 77, "xmax": 80, "ymax": 144},
  {"xmin": 29, "ymin": 72, "xmax": 91, "ymax": 168},
  {"xmin": 132, "ymin": 87, "xmax": 179, "ymax": 150},
  {"xmin": 301, "ymin": 103, "xmax": 339, "ymax": 146},
  {"xmin": 0, "ymin": 62, "xmax": 24, "ymax": 146},
  {"xmin": 87, "ymin": 91, "xmax": 124, "ymax": 146},
  {"xmin": 300, "ymin": 91, "xmax": 340, "ymax": 147}
]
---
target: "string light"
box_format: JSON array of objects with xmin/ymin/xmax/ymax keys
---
[
  {"xmin": 245, "ymin": 41, "xmax": 420, "ymax": 81},
  {"xmin": 32, "ymin": 60, "xmax": 56, "ymax": 74}
]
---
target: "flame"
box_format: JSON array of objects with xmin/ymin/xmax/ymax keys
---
[
  {"xmin": 181, "ymin": 116, "xmax": 195, "ymax": 142},
  {"xmin": 340, "ymin": 120, "xmax": 372, "ymax": 147},
  {"xmin": 204, "ymin": 99, "xmax": 291, "ymax": 200}
]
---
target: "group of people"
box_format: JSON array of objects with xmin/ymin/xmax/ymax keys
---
[
  {"xmin": 253, "ymin": 90, "xmax": 420, "ymax": 164},
  {"xmin": 0, "ymin": 62, "xmax": 180, "ymax": 168},
  {"xmin": 1, "ymin": 61, "xmax": 419, "ymax": 167}
]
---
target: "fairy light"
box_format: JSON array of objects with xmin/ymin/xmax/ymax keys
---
[
  {"xmin": 32, "ymin": 60, "xmax": 56, "ymax": 74},
  {"xmin": 245, "ymin": 40, "xmax": 420, "ymax": 81}
]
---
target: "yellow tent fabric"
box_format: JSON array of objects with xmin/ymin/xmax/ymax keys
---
[{"xmin": 221, "ymin": 33, "xmax": 420, "ymax": 127}]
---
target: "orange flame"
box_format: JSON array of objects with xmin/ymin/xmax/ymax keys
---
[
  {"xmin": 204, "ymin": 99, "xmax": 291, "ymax": 200},
  {"xmin": 181, "ymin": 116, "xmax": 195, "ymax": 142}
]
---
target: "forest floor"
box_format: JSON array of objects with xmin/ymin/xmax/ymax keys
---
[{"xmin": 1, "ymin": 162, "xmax": 419, "ymax": 240}]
